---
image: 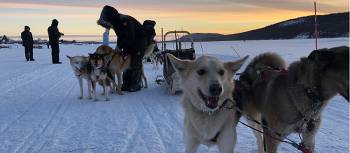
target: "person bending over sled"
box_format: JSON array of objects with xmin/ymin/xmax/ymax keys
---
[{"xmin": 97, "ymin": 5, "xmax": 156, "ymax": 92}]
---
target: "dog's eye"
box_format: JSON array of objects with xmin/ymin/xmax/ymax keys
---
[
  {"xmin": 197, "ymin": 69, "xmax": 206, "ymax": 75},
  {"xmin": 218, "ymin": 69, "xmax": 225, "ymax": 76}
]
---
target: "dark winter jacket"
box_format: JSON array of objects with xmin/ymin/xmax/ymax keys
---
[
  {"xmin": 98, "ymin": 6, "xmax": 147, "ymax": 52},
  {"xmin": 116, "ymin": 14, "xmax": 147, "ymax": 50},
  {"xmin": 143, "ymin": 20, "xmax": 156, "ymax": 45},
  {"xmin": 48, "ymin": 20, "xmax": 63, "ymax": 45},
  {"xmin": 21, "ymin": 30, "xmax": 34, "ymax": 47}
]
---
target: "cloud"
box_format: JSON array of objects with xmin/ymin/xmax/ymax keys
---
[
  {"xmin": 1, "ymin": 0, "xmax": 348, "ymax": 13},
  {"xmin": 0, "ymin": 0, "xmax": 348, "ymax": 36},
  {"xmin": 221, "ymin": 0, "xmax": 349, "ymax": 13}
]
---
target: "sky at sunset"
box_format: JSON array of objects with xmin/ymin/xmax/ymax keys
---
[{"xmin": 0, "ymin": 0, "xmax": 348, "ymax": 38}]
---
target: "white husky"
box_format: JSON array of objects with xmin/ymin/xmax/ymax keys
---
[
  {"xmin": 167, "ymin": 54, "xmax": 248, "ymax": 153},
  {"xmin": 67, "ymin": 55, "xmax": 92, "ymax": 99}
]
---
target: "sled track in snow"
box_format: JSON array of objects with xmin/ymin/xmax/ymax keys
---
[
  {"xmin": 0, "ymin": 66, "xmax": 67, "ymax": 135},
  {"xmin": 118, "ymin": 102, "xmax": 141, "ymax": 153},
  {"xmin": 0, "ymin": 40, "xmax": 348, "ymax": 153},
  {"xmin": 139, "ymin": 92, "xmax": 184, "ymax": 152},
  {"xmin": 0, "ymin": 65, "xmax": 57, "ymax": 94},
  {"xmin": 16, "ymin": 79, "xmax": 76, "ymax": 153},
  {"xmin": 138, "ymin": 97, "xmax": 167, "ymax": 152},
  {"xmin": 121, "ymin": 98, "xmax": 162, "ymax": 153}
]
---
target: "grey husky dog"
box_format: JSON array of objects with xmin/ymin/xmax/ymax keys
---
[
  {"xmin": 89, "ymin": 53, "xmax": 116, "ymax": 101},
  {"xmin": 167, "ymin": 53, "xmax": 248, "ymax": 153},
  {"xmin": 67, "ymin": 55, "xmax": 92, "ymax": 99},
  {"xmin": 234, "ymin": 46, "xmax": 349, "ymax": 153}
]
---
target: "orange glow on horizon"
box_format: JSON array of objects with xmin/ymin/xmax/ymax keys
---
[{"xmin": 0, "ymin": 1, "xmax": 348, "ymax": 36}]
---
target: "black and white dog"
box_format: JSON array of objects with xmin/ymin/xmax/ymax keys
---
[{"xmin": 89, "ymin": 53, "xmax": 114, "ymax": 101}]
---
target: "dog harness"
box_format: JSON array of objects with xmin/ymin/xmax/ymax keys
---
[
  {"xmin": 221, "ymin": 96, "xmax": 313, "ymax": 153},
  {"xmin": 293, "ymin": 86, "xmax": 324, "ymax": 133},
  {"xmin": 93, "ymin": 66, "xmax": 108, "ymax": 81},
  {"xmin": 256, "ymin": 66, "xmax": 287, "ymax": 81},
  {"xmin": 74, "ymin": 65, "xmax": 88, "ymax": 78}
]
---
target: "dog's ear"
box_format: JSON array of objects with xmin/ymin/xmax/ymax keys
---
[
  {"xmin": 308, "ymin": 49, "xmax": 334, "ymax": 69},
  {"xmin": 308, "ymin": 49, "xmax": 333, "ymax": 61},
  {"xmin": 167, "ymin": 53, "xmax": 194, "ymax": 77},
  {"xmin": 225, "ymin": 55, "xmax": 249, "ymax": 73},
  {"xmin": 66, "ymin": 55, "xmax": 71, "ymax": 60}
]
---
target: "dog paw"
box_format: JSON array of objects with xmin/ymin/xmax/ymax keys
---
[
  {"xmin": 88, "ymin": 96, "xmax": 92, "ymax": 100},
  {"xmin": 117, "ymin": 91, "xmax": 124, "ymax": 95},
  {"xmin": 78, "ymin": 96, "xmax": 83, "ymax": 99}
]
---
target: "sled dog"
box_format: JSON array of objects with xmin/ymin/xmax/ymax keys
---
[
  {"xmin": 234, "ymin": 46, "xmax": 349, "ymax": 153},
  {"xmin": 144, "ymin": 43, "xmax": 156, "ymax": 58},
  {"xmin": 95, "ymin": 45, "xmax": 148, "ymax": 94},
  {"xmin": 89, "ymin": 53, "xmax": 115, "ymax": 101},
  {"xmin": 67, "ymin": 55, "xmax": 92, "ymax": 99},
  {"xmin": 167, "ymin": 53, "xmax": 248, "ymax": 153}
]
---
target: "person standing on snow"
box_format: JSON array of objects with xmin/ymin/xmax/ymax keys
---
[
  {"xmin": 102, "ymin": 28, "xmax": 110, "ymax": 46},
  {"xmin": 48, "ymin": 19, "xmax": 64, "ymax": 64},
  {"xmin": 21, "ymin": 26, "xmax": 35, "ymax": 61}
]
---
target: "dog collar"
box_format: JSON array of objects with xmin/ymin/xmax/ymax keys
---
[
  {"xmin": 304, "ymin": 86, "xmax": 323, "ymax": 103},
  {"xmin": 220, "ymin": 99, "xmax": 236, "ymax": 110},
  {"xmin": 290, "ymin": 86, "xmax": 324, "ymax": 133},
  {"xmin": 257, "ymin": 67, "xmax": 287, "ymax": 81}
]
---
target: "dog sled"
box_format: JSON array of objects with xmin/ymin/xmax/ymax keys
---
[{"xmin": 160, "ymin": 30, "xmax": 196, "ymax": 94}]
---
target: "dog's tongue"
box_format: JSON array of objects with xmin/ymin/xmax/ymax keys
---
[{"xmin": 207, "ymin": 97, "xmax": 218, "ymax": 109}]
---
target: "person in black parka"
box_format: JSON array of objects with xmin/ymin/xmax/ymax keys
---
[
  {"xmin": 143, "ymin": 20, "xmax": 156, "ymax": 46},
  {"xmin": 21, "ymin": 26, "xmax": 34, "ymax": 61},
  {"xmin": 97, "ymin": 5, "xmax": 148, "ymax": 92},
  {"xmin": 48, "ymin": 19, "xmax": 64, "ymax": 64}
]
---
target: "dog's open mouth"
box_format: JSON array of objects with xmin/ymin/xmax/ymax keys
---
[{"xmin": 198, "ymin": 89, "xmax": 219, "ymax": 109}]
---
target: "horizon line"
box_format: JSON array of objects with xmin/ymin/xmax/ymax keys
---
[{"xmin": 2, "ymin": 11, "xmax": 347, "ymax": 38}]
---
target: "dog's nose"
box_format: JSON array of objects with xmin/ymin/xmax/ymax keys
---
[{"xmin": 209, "ymin": 83, "xmax": 222, "ymax": 96}]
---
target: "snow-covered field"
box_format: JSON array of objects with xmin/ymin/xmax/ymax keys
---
[{"xmin": 0, "ymin": 38, "xmax": 348, "ymax": 153}]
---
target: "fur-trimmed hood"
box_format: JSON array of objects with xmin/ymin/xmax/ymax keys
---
[{"xmin": 97, "ymin": 5, "xmax": 120, "ymax": 29}]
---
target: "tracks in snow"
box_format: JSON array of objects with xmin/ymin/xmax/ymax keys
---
[{"xmin": 0, "ymin": 43, "xmax": 348, "ymax": 153}]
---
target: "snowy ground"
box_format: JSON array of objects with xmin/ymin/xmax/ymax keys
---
[{"xmin": 0, "ymin": 38, "xmax": 348, "ymax": 153}]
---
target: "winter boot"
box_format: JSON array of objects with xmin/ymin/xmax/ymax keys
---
[
  {"xmin": 124, "ymin": 68, "xmax": 142, "ymax": 92},
  {"xmin": 122, "ymin": 69, "xmax": 132, "ymax": 91}
]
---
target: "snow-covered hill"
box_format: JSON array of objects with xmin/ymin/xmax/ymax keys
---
[
  {"xmin": 0, "ymin": 38, "xmax": 348, "ymax": 153},
  {"xmin": 180, "ymin": 12, "xmax": 349, "ymax": 41}
]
